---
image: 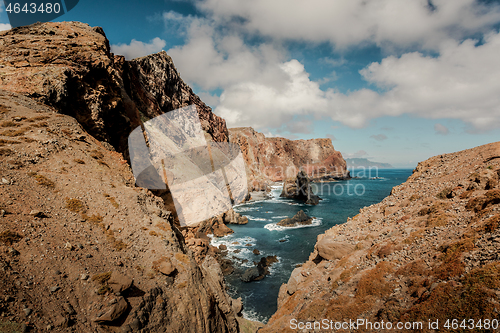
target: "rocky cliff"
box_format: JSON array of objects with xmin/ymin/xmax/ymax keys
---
[
  {"xmin": 0, "ymin": 22, "xmax": 240, "ymax": 332},
  {"xmin": 229, "ymin": 127, "xmax": 349, "ymax": 191},
  {"xmin": 0, "ymin": 22, "xmax": 228, "ymax": 155},
  {"xmin": 261, "ymin": 142, "xmax": 500, "ymax": 332}
]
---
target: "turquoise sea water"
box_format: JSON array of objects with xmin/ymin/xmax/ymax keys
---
[{"xmin": 210, "ymin": 168, "xmax": 414, "ymax": 323}]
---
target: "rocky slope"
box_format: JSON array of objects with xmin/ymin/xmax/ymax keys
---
[
  {"xmin": 229, "ymin": 127, "xmax": 349, "ymax": 191},
  {"xmin": 262, "ymin": 142, "xmax": 500, "ymax": 332},
  {"xmin": 0, "ymin": 22, "xmax": 244, "ymax": 332}
]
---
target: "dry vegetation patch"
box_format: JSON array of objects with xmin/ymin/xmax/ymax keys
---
[
  {"xmin": 432, "ymin": 238, "xmax": 475, "ymax": 280},
  {"xmin": 1, "ymin": 128, "xmax": 27, "ymax": 136},
  {"xmin": 28, "ymin": 172, "xmax": 55, "ymax": 188},
  {"xmin": 65, "ymin": 198, "xmax": 86, "ymax": 213},
  {"xmin": 402, "ymin": 263, "xmax": 500, "ymax": 326},
  {"xmin": 0, "ymin": 138, "xmax": 20, "ymax": 145},
  {"xmin": 356, "ymin": 261, "xmax": 395, "ymax": 298},
  {"xmin": 0, "ymin": 148, "xmax": 12, "ymax": 156}
]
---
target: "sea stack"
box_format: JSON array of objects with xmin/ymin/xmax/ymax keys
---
[
  {"xmin": 280, "ymin": 171, "xmax": 321, "ymax": 205},
  {"xmin": 277, "ymin": 210, "xmax": 313, "ymax": 227}
]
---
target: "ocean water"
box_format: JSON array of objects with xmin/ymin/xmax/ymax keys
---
[{"xmin": 210, "ymin": 168, "xmax": 414, "ymax": 323}]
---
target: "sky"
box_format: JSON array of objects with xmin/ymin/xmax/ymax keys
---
[{"xmin": 1, "ymin": 0, "xmax": 500, "ymax": 168}]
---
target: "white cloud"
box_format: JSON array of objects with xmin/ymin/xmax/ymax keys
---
[
  {"xmin": 434, "ymin": 123, "xmax": 450, "ymax": 135},
  {"xmin": 215, "ymin": 60, "xmax": 327, "ymax": 129},
  {"xmin": 0, "ymin": 23, "xmax": 11, "ymax": 32},
  {"xmin": 197, "ymin": 0, "xmax": 500, "ymax": 49},
  {"xmin": 350, "ymin": 32, "xmax": 500, "ymax": 130},
  {"xmin": 111, "ymin": 37, "xmax": 166, "ymax": 60},
  {"xmin": 281, "ymin": 119, "xmax": 314, "ymax": 134},
  {"xmin": 165, "ymin": 9, "xmax": 500, "ymax": 132},
  {"xmin": 168, "ymin": 17, "xmax": 288, "ymax": 91}
]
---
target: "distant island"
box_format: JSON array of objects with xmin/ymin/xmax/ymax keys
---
[{"xmin": 344, "ymin": 158, "xmax": 393, "ymax": 168}]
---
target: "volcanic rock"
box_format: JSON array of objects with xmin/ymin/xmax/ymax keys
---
[
  {"xmin": 281, "ymin": 171, "xmax": 321, "ymax": 205},
  {"xmin": 229, "ymin": 127, "xmax": 350, "ymax": 191},
  {"xmin": 107, "ymin": 271, "xmax": 133, "ymax": 293},
  {"xmin": 92, "ymin": 295, "xmax": 128, "ymax": 323},
  {"xmin": 316, "ymin": 237, "xmax": 354, "ymax": 261},
  {"xmin": 277, "ymin": 210, "xmax": 313, "ymax": 227}
]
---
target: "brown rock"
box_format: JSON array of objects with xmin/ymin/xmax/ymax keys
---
[
  {"xmin": 93, "ymin": 295, "xmax": 128, "ymax": 323},
  {"xmin": 107, "ymin": 271, "xmax": 133, "ymax": 293},
  {"xmin": 316, "ymin": 237, "xmax": 354, "ymax": 261},
  {"xmin": 157, "ymin": 260, "xmax": 176, "ymax": 276},
  {"xmin": 231, "ymin": 297, "xmax": 243, "ymax": 315},
  {"xmin": 223, "ymin": 209, "xmax": 248, "ymax": 225}
]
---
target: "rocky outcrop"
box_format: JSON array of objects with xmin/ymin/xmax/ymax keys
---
[
  {"xmin": 280, "ymin": 171, "xmax": 321, "ymax": 205},
  {"xmin": 0, "ymin": 22, "xmax": 228, "ymax": 156},
  {"xmin": 277, "ymin": 210, "xmax": 313, "ymax": 227},
  {"xmin": 261, "ymin": 142, "xmax": 500, "ymax": 332},
  {"xmin": 229, "ymin": 127, "xmax": 350, "ymax": 191},
  {"xmin": 0, "ymin": 23, "xmax": 242, "ymax": 332},
  {"xmin": 241, "ymin": 256, "xmax": 279, "ymax": 282},
  {"xmin": 223, "ymin": 208, "xmax": 249, "ymax": 225},
  {"xmin": 123, "ymin": 52, "xmax": 229, "ymax": 144}
]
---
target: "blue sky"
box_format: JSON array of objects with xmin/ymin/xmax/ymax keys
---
[{"xmin": 2, "ymin": 0, "xmax": 500, "ymax": 167}]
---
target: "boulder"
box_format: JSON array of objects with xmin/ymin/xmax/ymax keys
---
[
  {"xmin": 277, "ymin": 210, "xmax": 313, "ymax": 227},
  {"xmin": 93, "ymin": 295, "xmax": 128, "ymax": 323},
  {"xmin": 286, "ymin": 267, "xmax": 306, "ymax": 295},
  {"xmin": 157, "ymin": 260, "xmax": 176, "ymax": 276},
  {"xmin": 240, "ymin": 267, "xmax": 262, "ymax": 282},
  {"xmin": 108, "ymin": 271, "xmax": 133, "ymax": 293},
  {"xmin": 316, "ymin": 237, "xmax": 354, "ymax": 261}
]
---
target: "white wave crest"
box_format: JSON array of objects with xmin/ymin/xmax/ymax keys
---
[{"xmin": 264, "ymin": 218, "xmax": 322, "ymax": 231}]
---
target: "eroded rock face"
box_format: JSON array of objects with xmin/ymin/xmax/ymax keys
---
[
  {"xmin": 262, "ymin": 142, "xmax": 500, "ymax": 332},
  {"xmin": 229, "ymin": 127, "xmax": 350, "ymax": 191},
  {"xmin": 280, "ymin": 171, "xmax": 321, "ymax": 205},
  {"xmin": 123, "ymin": 52, "xmax": 229, "ymax": 144},
  {"xmin": 0, "ymin": 22, "xmax": 228, "ymax": 156}
]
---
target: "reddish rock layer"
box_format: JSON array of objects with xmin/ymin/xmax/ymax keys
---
[{"xmin": 229, "ymin": 127, "xmax": 349, "ymax": 191}]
